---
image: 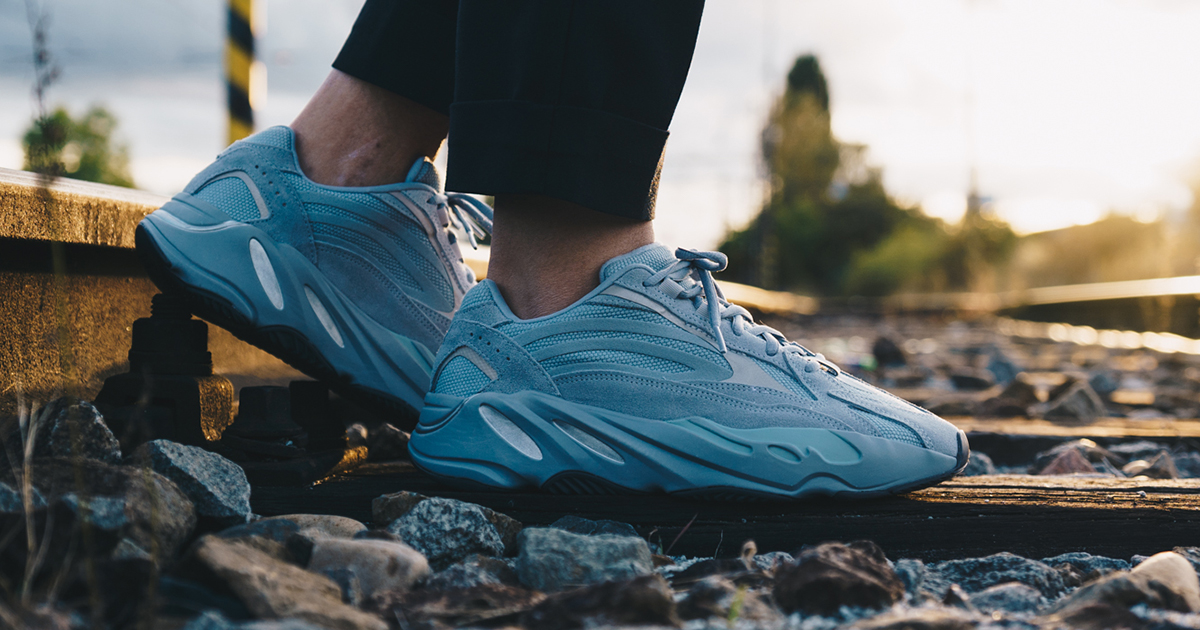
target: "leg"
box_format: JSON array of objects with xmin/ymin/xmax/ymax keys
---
[
  {"xmin": 292, "ymin": 0, "xmax": 461, "ymax": 187},
  {"xmin": 447, "ymin": 0, "xmax": 705, "ymax": 318},
  {"xmin": 291, "ymin": 71, "xmax": 447, "ymax": 188}
]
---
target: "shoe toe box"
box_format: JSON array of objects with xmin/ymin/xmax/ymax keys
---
[{"xmin": 826, "ymin": 371, "xmax": 965, "ymax": 460}]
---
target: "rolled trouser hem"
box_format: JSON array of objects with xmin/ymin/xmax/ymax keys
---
[{"xmin": 445, "ymin": 100, "xmax": 667, "ymax": 221}]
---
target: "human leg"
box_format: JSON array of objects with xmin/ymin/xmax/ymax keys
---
[
  {"xmin": 410, "ymin": 1, "xmax": 969, "ymax": 498},
  {"xmin": 446, "ymin": 0, "xmax": 704, "ymax": 317}
]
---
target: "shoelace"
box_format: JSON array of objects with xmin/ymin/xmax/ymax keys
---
[
  {"xmin": 644, "ymin": 248, "xmax": 827, "ymax": 369},
  {"xmin": 444, "ymin": 192, "xmax": 494, "ymax": 249}
]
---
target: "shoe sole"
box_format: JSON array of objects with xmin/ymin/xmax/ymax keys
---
[
  {"xmin": 136, "ymin": 195, "xmax": 436, "ymax": 426},
  {"xmin": 409, "ymin": 390, "xmax": 970, "ymax": 500}
]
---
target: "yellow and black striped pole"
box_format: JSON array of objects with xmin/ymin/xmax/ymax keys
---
[{"xmin": 226, "ymin": 0, "xmax": 258, "ymax": 145}]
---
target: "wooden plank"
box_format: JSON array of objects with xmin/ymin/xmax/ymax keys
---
[{"xmin": 250, "ymin": 466, "xmax": 1200, "ymax": 562}]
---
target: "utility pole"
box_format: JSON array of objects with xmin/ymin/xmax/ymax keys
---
[{"xmin": 226, "ymin": 0, "xmax": 260, "ymax": 145}]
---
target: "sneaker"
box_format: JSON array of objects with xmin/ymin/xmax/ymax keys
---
[
  {"xmin": 135, "ymin": 126, "xmax": 491, "ymax": 420},
  {"xmin": 409, "ymin": 244, "xmax": 968, "ymax": 499}
]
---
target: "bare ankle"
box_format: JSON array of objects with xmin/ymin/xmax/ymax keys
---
[
  {"xmin": 487, "ymin": 195, "xmax": 654, "ymax": 319},
  {"xmin": 291, "ymin": 70, "xmax": 448, "ymax": 187}
]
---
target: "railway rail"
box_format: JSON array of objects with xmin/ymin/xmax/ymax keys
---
[{"xmin": 6, "ymin": 168, "xmax": 1200, "ymax": 562}]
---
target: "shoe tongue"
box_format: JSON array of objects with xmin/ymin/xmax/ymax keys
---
[
  {"xmin": 599, "ymin": 243, "xmax": 677, "ymax": 281},
  {"xmin": 405, "ymin": 158, "xmax": 442, "ymax": 190}
]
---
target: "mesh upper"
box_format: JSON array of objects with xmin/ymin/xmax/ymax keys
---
[
  {"xmin": 245, "ymin": 126, "xmax": 293, "ymax": 151},
  {"xmin": 600, "ymin": 244, "xmax": 677, "ymax": 280},
  {"xmin": 526, "ymin": 330, "xmax": 726, "ymax": 365},
  {"xmin": 194, "ymin": 177, "xmax": 259, "ymax": 222},
  {"xmin": 299, "ymin": 192, "xmax": 453, "ymax": 306},
  {"xmin": 434, "ymin": 356, "xmax": 491, "ymax": 397},
  {"xmin": 309, "ymin": 220, "xmax": 422, "ymax": 293},
  {"xmin": 757, "ymin": 359, "xmax": 816, "ymax": 400},
  {"xmin": 541, "ymin": 350, "xmax": 692, "ymax": 374},
  {"xmin": 855, "ymin": 409, "xmax": 924, "ymax": 447},
  {"xmin": 499, "ymin": 303, "xmax": 665, "ymax": 338}
]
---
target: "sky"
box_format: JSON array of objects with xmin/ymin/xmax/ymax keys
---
[{"xmin": 3, "ymin": 0, "xmax": 1200, "ymax": 247}]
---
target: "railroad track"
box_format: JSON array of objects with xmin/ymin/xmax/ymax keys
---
[{"xmin": 7, "ymin": 167, "xmax": 1200, "ymax": 561}]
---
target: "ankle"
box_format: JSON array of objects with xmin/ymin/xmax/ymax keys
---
[
  {"xmin": 487, "ymin": 195, "xmax": 654, "ymax": 319},
  {"xmin": 291, "ymin": 70, "xmax": 448, "ymax": 187}
]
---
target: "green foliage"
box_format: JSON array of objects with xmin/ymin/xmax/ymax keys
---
[
  {"xmin": 722, "ymin": 54, "xmax": 1014, "ymax": 296},
  {"xmin": 22, "ymin": 105, "xmax": 134, "ymax": 187}
]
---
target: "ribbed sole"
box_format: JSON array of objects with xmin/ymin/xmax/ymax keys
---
[
  {"xmin": 135, "ymin": 216, "xmax": 422, "ymax": 426},
  {"xmin": 410, "ymin": 391, "xmax": 970, "ymax": 501}
]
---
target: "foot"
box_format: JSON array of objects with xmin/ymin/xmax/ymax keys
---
[
  {"xmin": 136, "ymin": 126, "xmax": 491, "ymax": 423},
  {"xmin": 409, "ymin": 244, "xmax": 969, "ymax": 499}
]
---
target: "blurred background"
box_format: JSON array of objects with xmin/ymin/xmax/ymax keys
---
[{"xmin": 6, "ymin": 0, "xmax": 1200, "ymax": 298}]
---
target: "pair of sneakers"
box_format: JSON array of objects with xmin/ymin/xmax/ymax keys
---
[{"xmin": 137, "ymin": 127, "xmax": 968, "ymax": 499}]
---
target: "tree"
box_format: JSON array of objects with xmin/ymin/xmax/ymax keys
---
[
  {"xmin": 22, "ymin": 105, "xmax": 134, "ymax": 188},
  {"xmin": 722, "ymin": 54, "xmax": 1014, "ymax": 296}
]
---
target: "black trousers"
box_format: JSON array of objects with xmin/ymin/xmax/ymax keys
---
[{"xmin": 333, "ymin": 0, "xmax": 705, "ymax": 221}]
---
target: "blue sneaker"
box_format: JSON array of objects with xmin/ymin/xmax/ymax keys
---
[
  {"xmin": 409, "ymin": 244, "xmax": 968, "ymax": 499},
  {"xmin": 136, "ymin": 126, "xmax": 492, "ymax": 420}
]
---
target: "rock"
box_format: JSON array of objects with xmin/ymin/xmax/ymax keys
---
[
  {"xmin": 4, "ymin": 458, "xmax": 196, "ymax": 560},
  {"xmin": 318, "ymin": 567, "xmax": 363, "ymax": 606},
  {"xmin": 371, "ymin": 491, "xmax": 426, "ymax": 525},
  {"xmin": 307, "ymin": 538, "xmax": 429, "ymax": 599},
  {"xmin": 183, "ymin": 610, "xmax": 327, "ymax": 630},
  {"xmin": 980, "ymin": 375, "xmax": 1038, "ymax": 417},
  {"xmin": 894, "ymin": 558, "xmax": 926, "ymax": 595},
  {"xmin": 1170, "ymin": 547, "xmax": 1200, "ymax": 575},
  {"xmin": 387, "ymin": 498, "xmax": 511, "ymax": 570},
  {"xmin": 1108, "ymin": 440, "xmax": 1169, "ymax": 461},
  {"xmin": 58, "ymin": 493, "xmax": 127, "ymax": 532},
  {"xmin": 132, "ymin": 440, "xmax": 251, "ymax": 528},
  {"xmin": 1089, "ymin": 370, "xmax": 1122, "ymax": 398},
  {"xmin": 959, "ymin": 451, "xmax": 995, "ymax": 476},
  {"xmin": 1133, "ymin": 551, "xmax": 1200, "ymax": 610},
  {"xmin": 218, "ymin": 518, "xmax": 302, "ymax": 545},
  {"xmin": 850, "ymin": 607, "xmax": 976, "ymax": 630},
  {"xmin": 968, "ymin": 581, "xmax": 1045, "ymax": 613},
  {"xmin": 873, "ymin": 337, "xmax": 907, "ymax": 368},
  {"xmin": 549, "ymin": 515, "xmax": 638, "ymax": 538},
  {"xmin": 773, "ymin": 540, "xmax": 904, "ymax": 615},
  {"xmin": 0, "ymin": 481, "xmax": 45, "ymax": 512},
  {"xmin": 676, "ymin": 576, "xmax": 782, "ymax": 624},
  {"xmin": 353, "ymin": 529, "xmax": 405, "ymax": 543},
  {"xmin": 40, "ymin": 398, "xmax": 122, "ymax": 464},
  {"xmin": 1049, "ymin": 551, "xmax": 1200, "ymax": 621},
  {"xmin": 1122, "ymin": 451, "xmax": 1179, "ymax": 479},
  {"xmin": 941, "ymin": 583, "xmax": 976, "ymax": 611},
  {"xmin": 516, "ymin": 527, "xmax": 652, "ymax": 592},
  {"xmin": 423, "ymin": 554, "xmax": 519, "ymax": 590},
  {"xmin": 1171, "ymin": 453, "xmax": 1200, "ymax": 478},
  {"xmin": 1042, "ymin": 552, "xmax": 1130, "ymax": 582},
  {"xmin": 1045, "ymin": 603, "xmax": 1148, "ymax": 630},
  {"xmin": 950, "ymin": 368, "xmax": 994, "ymax": 391},
  {"xmin": 263, "ymin": 514, "xmax": 365, "ymax": 539},
  {"xmin": 1038, "ymin": 447, "xmax": 1098, "ymax": 475},
  {"xmin": 366, "ymin": 423, "xmax": 409, "ymax": 461},
  {"xmin": 520, "ymin": 574, "xmax": 678, "ymax": 630},
  {"xmin": 987, "ymin": 352, "xmax": 1020, "ymax": 385},
  {"xmin": 192, "ymin": 536, "xmax": 386, "ymax": 630},
  {"xmin": 158, "ymin": 575, "xmax": 253, "ymax": 621},
  {"xmin": 670, "ymin": 557, "xmax": 753, "ymax": 584},
  {"xmin": 927, "ymin": 552, "xmax": 1066, "ymax": 599},
  {"xmin": 1034, "ymin": 439, "xmax": 1123, "ymax": 470},
  {"xmin": 372, "ymin": 583, "xmax": 543, "ymax": 629},
  {"xmin": 754, "ymin": 550, "xmax": 794, "ymax": 572},
  {"xmin": 1035, "ymin": 378, "xmax": 1106, "ymax": 422}
]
